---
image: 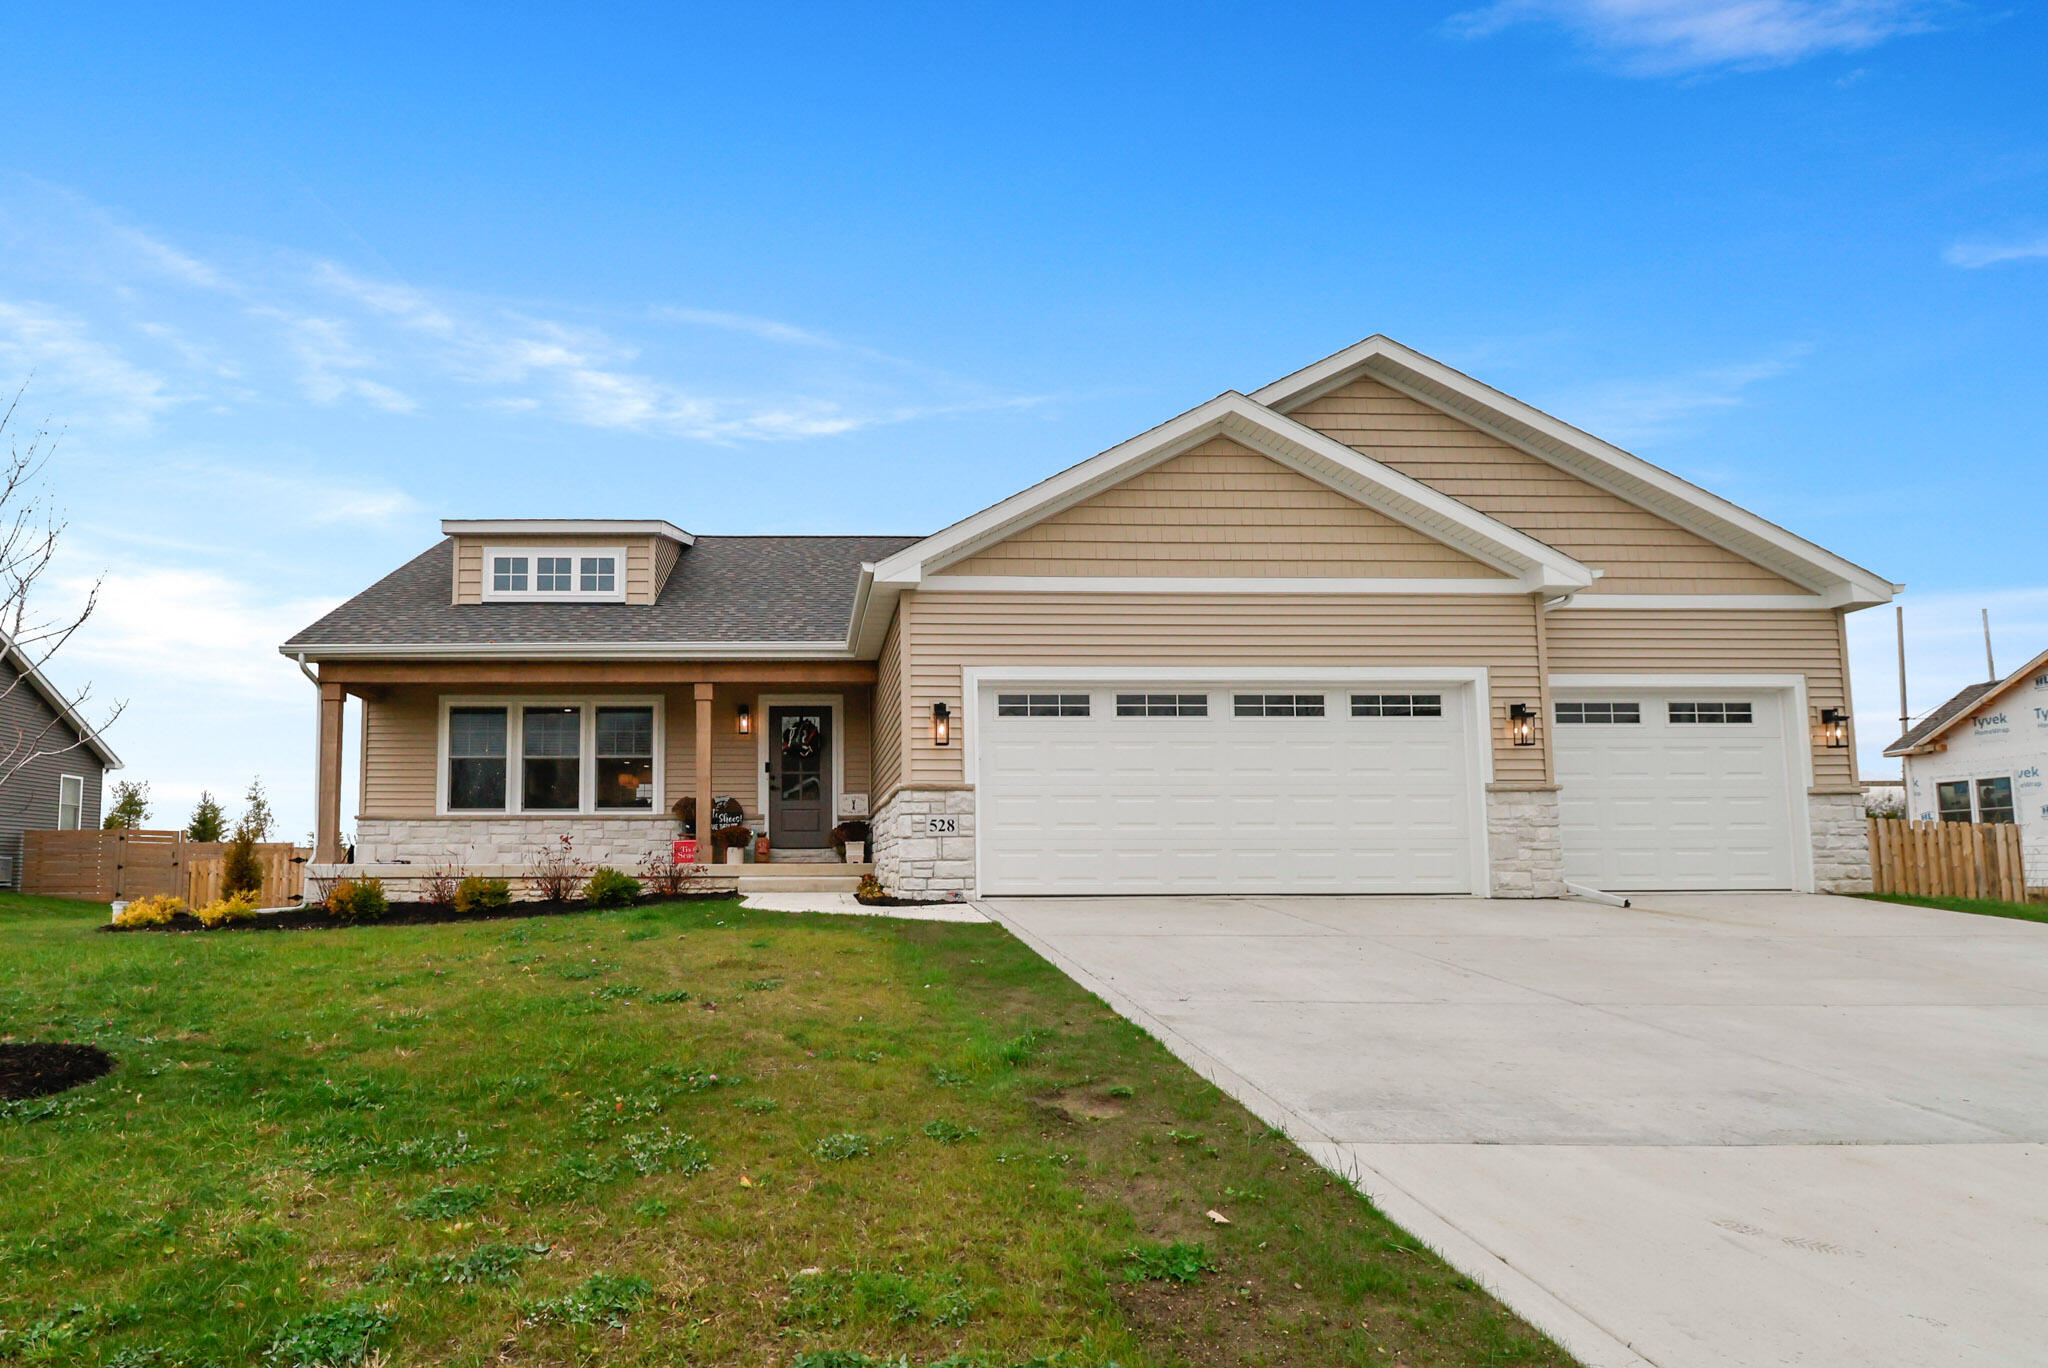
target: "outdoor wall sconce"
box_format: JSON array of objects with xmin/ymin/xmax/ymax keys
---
[
  {"xmin": 1818, "ymin": 707, "xmax": 1849, "ymax": 749},
  {"xmin": 1508, "ymin": 703, "xmax": 1538, "ymax": 747},
  {"xmin": 736, "ymin": 703, "xmax": 752, "ymax": 736},
  {"xmin": 932, "ymin": 701, "xmax": 951, "ymax": 746}
]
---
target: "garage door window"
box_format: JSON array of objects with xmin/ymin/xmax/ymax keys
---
[
  {"xmin": 996, "ymin": 693, "xmax": 1090, "ymax": 718},
  {"xmin": 1115, "ymin": 693, "xmax": 1207, "ymax": 717},
  {"xmin": 1936, "ymin": 781, "xmax": 1973, "ymax": 822},
  {"xmin": 1351, "ymin": 693, "xmax": 1442, "ymax": 717},
  {"xmin": 1555, "ymin": 701, "xmax": 1641, "ymax": 724},
  {"xmin": 1669, "ymin": 701, "xmax": 1754, "ymax": 724},
  {"xmin": 1234, "ymin": 693, "xmax": 1325, "ymax": 717}
]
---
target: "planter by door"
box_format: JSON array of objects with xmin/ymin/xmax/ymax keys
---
[{"xmin": 768, "ymin": 706, "xmax": 834, "ymax": 848}]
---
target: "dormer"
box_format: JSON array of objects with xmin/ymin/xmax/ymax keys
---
[{"xmin": 444, "ymin": 520, "xmax": 693, "ymax": 606}]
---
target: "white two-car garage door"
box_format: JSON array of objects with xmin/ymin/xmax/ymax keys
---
[
  {"xmin": 1553, "ymin": 688, "xmax": 1798, "ymax": 892},
  {"xmin": 976, "ymin": 680, "xmax": 1482, "ymax": 896}
]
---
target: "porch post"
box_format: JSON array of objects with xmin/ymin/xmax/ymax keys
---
[
  {"xmin": 314, "ymin": 680, "xmax": 345, "ymax": 863},
  {"xmin": 694, "ymin": 682, "xmax": 714, "ymax": 858}
]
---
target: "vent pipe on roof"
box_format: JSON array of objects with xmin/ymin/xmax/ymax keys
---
[{"xmin": 1983, "ymin": 608, "xmax": 1997, "ymax": 682}]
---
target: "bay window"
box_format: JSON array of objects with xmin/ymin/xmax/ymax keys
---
[{"xmin": 441, "ymin": 697, "xmax": 662, "ymax": 814}]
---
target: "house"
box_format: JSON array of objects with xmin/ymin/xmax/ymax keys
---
[
  {"xmin": 282, "ymin": 336, "xmax": 1897, "ymax": 900},
  {"xmin": 1884, "ymin": 645, "xmax": 2048, "ymax": 890},
  {"xmin": 0, "ymin": 634, "xmax": 121, "ymax": 885}
]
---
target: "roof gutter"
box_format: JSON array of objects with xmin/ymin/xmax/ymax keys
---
[{"xmin": 277, "ymin": 640, "xmax": 863, "ymax": 662}]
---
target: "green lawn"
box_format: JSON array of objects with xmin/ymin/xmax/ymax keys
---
[
  {"xmin": 1854, "ymin": 891, "xmax": 2048, "ymax": 926},
  {"xmin": 0, "ymin": 891, "xmax": 1569, "ymax": 1368}
]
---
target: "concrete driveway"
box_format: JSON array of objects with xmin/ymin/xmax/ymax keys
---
[{"xmin": 983, "ymin": 892, "xmax": 2048, "ymax": 1368}]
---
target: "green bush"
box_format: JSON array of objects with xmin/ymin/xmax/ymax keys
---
[
  {"xmin": 454, "ymin": 876, "xmax": 511, "ymax": 914},
  {"xmin": 324, "ymin": 877, "xmax": 388, "ymax": 923},
  {"xmin": 583, "ymin": 866, "xmax": 642, "ymax": 908}
]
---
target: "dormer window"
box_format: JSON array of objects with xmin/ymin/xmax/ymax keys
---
[{"xmin": 481, "ymin": 545, "xmax": 627, "ymax": 602}]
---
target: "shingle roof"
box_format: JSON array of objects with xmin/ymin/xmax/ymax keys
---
[
  {"xmin": 1883, "ymin": 680, "xmax": 2002, "ymax": 756},
  {"xmin": 283, "ymin": 535, "xmax": 922, "ymax": 652}
]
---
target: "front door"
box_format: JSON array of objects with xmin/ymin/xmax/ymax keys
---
[{"xmin": 768, "ymin": 706, "xmax": 833, "ymax": 847}]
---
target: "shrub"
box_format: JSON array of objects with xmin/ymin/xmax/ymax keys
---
[
  {"xmin": 454, "ymin": 875, "xmax": 511, "ymax": 914},
  {"xmin": 220, "ymin": 831, "xmax": 264, "ymax": 899},
  {"xmin": 195, "ymin": 889, "xmax": 262, "ymax": 927},
  {"xmin": 856, "ymin": 873, "xmax": 884, "ymax": 901},
  {"xmin": 323, "ymin": 878, "xmax": 388, "ymax": 923},
  {"xmin": 638, "ymin": 847, "xmax": 704, "ymax": 898},
  {"xmin": 421, "ymin": 865, "xmax": 466, "ymax": 908},
  {"xmin": 583, "ymin": 866, "xmax": 641, "ymax": 908},
  {"xmin": 528, "ymin": 834, "xmax": 589, "ymax": 902},
  {"xmin": 113, "ymin": 894, "xmax": 186, "ymax": 928}
]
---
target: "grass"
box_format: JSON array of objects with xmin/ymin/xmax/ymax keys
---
[
  {"xmin": 1854, "ymin": 891, "xmax": 2048, "ymax": 925},
  {"xmin": 0, "ymin": 889, "xmax": 1570, "ymax": 1367}
]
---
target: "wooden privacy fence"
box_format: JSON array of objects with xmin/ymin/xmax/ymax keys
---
[
  {"xmin": 1868, "ymin": 817, "xmax": 2028, "ymax": 902},
  {"xmin": 21, "ymin": 829, "xmax": 310, "ymax": 906}
]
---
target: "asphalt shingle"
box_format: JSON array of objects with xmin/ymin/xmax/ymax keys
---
[{"xmin": 283, "ymin": 535, "xmax": 922, "ymax": 650}]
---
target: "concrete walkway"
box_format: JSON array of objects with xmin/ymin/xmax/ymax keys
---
[{"xmin": 982, "ymin": 892, "xmax": 2048, "ymax": 1368}]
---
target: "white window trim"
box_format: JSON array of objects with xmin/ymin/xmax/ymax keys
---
[
  {"xmin": 481, "ymin": 545, "xmax": 628, "ymax": 603},
  {"xmin": 962, "ymin": 666, "xmax": 1494, "ymax": 899},
  {"xmin": 57, "ymin": 773, "xmax": 84, "ymax": 830},
  {"xmin": 437, "ymin": 695, "xmax": 664, "ymax": 816},
  {"xmin": 754, "ymin": 694, "xmax": 845, "ymax": 838}
]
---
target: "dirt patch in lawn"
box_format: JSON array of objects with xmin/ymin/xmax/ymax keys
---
[
  {"xmin": 1, "ymin": 1042, "xmax": 114, "ymax": 1100},
  {"xmin": 100, "ymin": 891, "xmax": 738, "ymax": 934}
]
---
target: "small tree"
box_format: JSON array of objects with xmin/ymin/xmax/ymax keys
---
[
  {"xmin": 102, "ymin": 779, "xmax": 150, "ymax": 829},
  {"xmin": 185, "ymin": 791, "xmax": 226, "ymax": 842},
  {"xmin": 219, "ymin": 777, "xmax": 274, "ymax": 898}
]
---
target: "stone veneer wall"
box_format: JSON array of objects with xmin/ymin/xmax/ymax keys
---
[
  {"xmin": 1808, "ymin": 790, "xmax": 1872, "ymax": 894},
  {"xmin": 354, "ymin": 816, "xmax": 677, "ymax": 870},
  {"xmin": 1486, "ymin": 787, "xmax": 1565, "ymax": 898},
  {"xmin": 871, "ymin": 789, "xmax": 975, "ymax": 900}
]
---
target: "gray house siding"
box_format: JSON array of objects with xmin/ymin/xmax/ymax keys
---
[{"xmin": 0, "ymin": 656, "xmax": 106, "ymax": 885}]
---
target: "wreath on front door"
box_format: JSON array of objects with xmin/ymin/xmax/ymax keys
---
[{"xmin": 781, "ymin": 717, "xmax": 823, "ymax": 763}]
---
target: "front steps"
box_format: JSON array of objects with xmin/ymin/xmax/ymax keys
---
[{"xmin": 728, "ymin": 861, "xmax": 869, "ymax": 895}]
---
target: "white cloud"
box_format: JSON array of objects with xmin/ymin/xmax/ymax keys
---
[
  {"xmin": 1544, "ymin": 346, "xmax": 1807, "ymax": 443},
  {"xmin": 1446, "ymin": 1, "xmax": 1948, "ymax": 74},
  {"xmin": 0, "ymin": 300, "xmax": 177, "ymax": 425},
  {"xmin": 654, "ymin": 306, "xmax": 834, "ymax": 347},
  {"xmin": 1943, "ymin": 233, "xmax": 2048, "ymax": 268}
]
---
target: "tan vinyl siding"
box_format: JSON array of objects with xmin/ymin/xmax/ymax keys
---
[
  {"xmin": 944, "ymin": 438, "xmax": 1505, "ymax": 579},
  {"xmin": 451, "ymin": 535, "xmax": 662, "ymax": 604},
  {"xmin": 872, "ymin": 610, "xmax": 906, "ymax": 800},
  {"xmin": 359, "ymin": 683, "xmax": 872, "ymax": 828},
  {"xmin": 1289, "ymin": 379, "xmax": 1808, "ymax": 595},
  {"xmin": 901, "ymin": 590, "xmax": 1546, "ymax": 788},
  {"xmin": 1545, "ymin": 607, "xmax": 1855, "ymax": 789}
]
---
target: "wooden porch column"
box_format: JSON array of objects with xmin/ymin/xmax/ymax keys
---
[
  {"xmin": 694, "ymin": 682, "xmax": 714, "ymax": 859},
  {"xmin": 314, "ymin": 680, "xmax": 345, "ymax": 863}
]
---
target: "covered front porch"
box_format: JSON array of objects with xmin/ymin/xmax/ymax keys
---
[{"xmin": 308, "ymin": 659, "xmax": 877, "ymax": 896}]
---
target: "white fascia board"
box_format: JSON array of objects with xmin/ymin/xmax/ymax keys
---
[
  {"xmin": 871, "ymin": 391, "xmax": 1595, "ymax": 594},
  {"xmin": 276, "ymin": 640, "xmax": 856, "ymax": 661},
  {"xmin": 1253, "ymin": 336, "xmax": 1896, "ymax": 608},
  {"xmin": 441, "ymin": 519, "xmax": 694, "ymax": 546},
  {"xmin": 0, "ymin": 638, "xmax": 122, "ymax": 769}
]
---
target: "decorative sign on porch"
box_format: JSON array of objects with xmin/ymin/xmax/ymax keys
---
[
  {"xmin": 672, "ymin": 838, "xmax": 699, "ymax": 865},
  {"xmin": 839, "ymin": 793, "xmax": 869, "ymax": 817}
]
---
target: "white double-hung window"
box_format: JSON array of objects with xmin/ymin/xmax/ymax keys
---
[
  {"xmin": 482, "ymin": 546, "xmax": 627, "ymax": 602},
  {"xmin": 441, "ymin": 698, "xmax": 661, "ymax": 814}
]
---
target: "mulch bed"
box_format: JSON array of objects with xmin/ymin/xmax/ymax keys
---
[
  {"xmin": 1, "ymin": 1042, "xmax": 115, "ymax": 1101},
  {"xmin": 100, "ymin": 891, "xmax": 737, "ymax": 934},
  {"xmin": 856, "ymin": 893, "xmax": 959, "ymax": 907}
]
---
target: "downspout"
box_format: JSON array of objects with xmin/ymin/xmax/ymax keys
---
[{"xmin": 295, "ymin": 652, "xmax": 319, "ymax": 686}]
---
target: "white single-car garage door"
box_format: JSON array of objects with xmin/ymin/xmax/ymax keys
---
[
  {"xmin": 976, "ymin": 680, "xmax": 1481, "ymax": 896},
  {"xmin": 1553, "ymin": 688, "xmax": 1797, "ymax": 892}
]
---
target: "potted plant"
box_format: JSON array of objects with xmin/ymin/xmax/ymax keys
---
[
  {"xmin": 830, "ymin": 819, "xmax": 871, "ymax": 864},
  {"xmin": 714, "ymin": 824, "xmax": 752, "ymax": 865}
]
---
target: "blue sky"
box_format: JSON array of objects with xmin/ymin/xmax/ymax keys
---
[{"xmin": 0, "ymin": 1, "xmax": 2043, "ymax": 836}]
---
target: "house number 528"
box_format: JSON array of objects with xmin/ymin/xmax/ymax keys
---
[{"xmin": 925, "ymin": 817, "xmax": 958, "ymax": 834}]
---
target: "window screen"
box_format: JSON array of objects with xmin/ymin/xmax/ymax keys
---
[
  {"xmin": 1669, "ymin": 701, "xmax": 1754, "ymax": 724},
  {"xmin": 996, "ymin": 693, "xmax": 1089, "ymax": 718},
  {"xmin": 595, "ymin": 706, "xmax": 654, "ymax": 810},
  {"xmin": 1555, "ymin": 701, "xmax": 1641, "ymax": 724},
  {"xmin": 1115, "ymin": 693, "xmax": 1207, "ymax": 717},
  {"xmin": 1936, "ymin": 780, "xmax": 1973, "ymax": 823},
  {"xmin": 1234, "ymin": 694, "xmax": 1325, "ymax": 717},
  {"xmin": 522, "ymin": 706, "xmax": 582, "ymax": 810},
  {"xmin": 1351, "ymin": 693, "xmax": 1443, "ymax": 717},
  {"xmin": 448, "ymin": 707, "xmax": 508, "ymax": 810},
  {"xmin": 1976, "ymin": 776, "xmax": 2016, "ymax": 824}
]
